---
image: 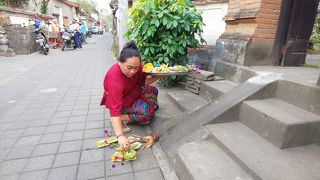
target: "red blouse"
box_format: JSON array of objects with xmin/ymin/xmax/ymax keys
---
[{"xmin": 100, "ymin": 63, "xmax": 147, "ymax": 117}]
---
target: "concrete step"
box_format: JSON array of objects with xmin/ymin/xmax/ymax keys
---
[
  {"xmin": 167, "ymin": 91, "xmax": 208, "ymax": 112},
  {"xmin": 275, "ymin": 80, "xmax": 320, "ymax": 116},
  {"xmin": 240, "ymin": 98, "xmax": 320, "ymax": 148},
  {"xmin": 199, "ymin": 80, "xmax": 238, "ymax": 101},
  {"xmin": 207, "ymin": 122, "xmax": 320, "ymax": 180},
  {"xmin": 177, "ymin": 140, "xmax": 253, "ymax": 180}
]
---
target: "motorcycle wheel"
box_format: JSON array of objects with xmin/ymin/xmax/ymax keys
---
[
  {"xmin": 62, "ymin": 42, "xmax": 66, "ymax": 51},
  {"xmin": 41, "ymin": 46, "xmax": 48, "ymax": 55}
]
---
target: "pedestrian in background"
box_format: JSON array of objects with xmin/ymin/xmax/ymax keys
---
[
  {"xmin": 70, "ymin": 21, "xmax": 82, "ymax": 50},
  {"xmin": 80, "ymin": 21, "xmax": 87, "ymax": 44}
]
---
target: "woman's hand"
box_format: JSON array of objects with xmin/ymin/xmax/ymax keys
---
[{"xmin": 118, "ymin": 135, "xmax": 130, "ymax": 151}]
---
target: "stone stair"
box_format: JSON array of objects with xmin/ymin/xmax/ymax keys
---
[
  {"xmin": 167, "ymin": 91, "xmax": 208, "ymax": 112},
  {"xmin": 154, "ymin": 72, "xmax": 320, "ymax": 180},
  {"xmin": 240, "ymin": 98, "xmax": 320, "ymax": 148},
  {"xmin": 200, "ymin": 80, "xmax": 238, "ymax": 101},
  {"xmin": 206, "ymin": 122, "xmax": 320, "ymax": 180},
  {"xmin": 177, "ymin": 140, "xmax": 253, "ymax": 180},
  {"xmin": 166, "ymin": 80, "xmax": 238, "ymax": 113}
]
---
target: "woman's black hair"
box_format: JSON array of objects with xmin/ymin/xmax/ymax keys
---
[{"xmin": 118, "ymin": 41, "xmax": 141, "ymax": 62}]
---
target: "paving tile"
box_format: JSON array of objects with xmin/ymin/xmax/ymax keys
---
[
  {"xmin": 14, "ymin": 135, "xmax": 42, "ymax": 147},
  {"xmin": 57, "ymin": 105, "xmax": 73, "ymax": 112},
  {"xmin": 31, "ymin": 119, "xmax": 50, "ymax": 127},
  {"xmin": 23, "ymin": 127, "xmax": 46, "ymax": 136},
  {"xmin": 132, "ymin": 154, "xmax": 158, "ymax": 172},
  {"xmin": 84, "ymin": 128, "xmax": 104, "ymax": 139},
  {"xmin": 77, "ymin": 161, "xmax": 104, "ymax": 180},
  {"xmin": 68, "ymin": 116, "xmax": 86, "ymax": 123},
  {"xmin": 16, "ymin": 115, "xmax": 36, "ymax": 122},
  {"xmin": 4, "ymin": 146, "xmax": 35, "ymax": 160},
  {"xmin": 65, "ymin": 123, "xmax": 85, "ymax": 131},
  {"xmin": 36, "ymin": 113, "xmax": 55, "ymax": 120},
  {"xmin": 0, "ymin": 174, "xmax": 20, "ymax": 180},
  {"xmin": 88, "ymin": 109, "xmax": 104, "ymax": 115},
  {"xmin": 19, "ymin": 169, "xmax": 49, "ymax": 180},
  {"xmin": 23, "ymin": 155, "xmax": 55, "ymax": 172},
  {"xmin": 86, "ymin": 114, "xmax": 104, "ymax": 121},
  {"xmin": 53, "ymin": 111, "xmax": 72, "ymax": 118},
  {"xmin": 32, "ymin": 143, "xmax": 59, "ymax": 157},
  {"xmin": 7, "ymin": 122, "xmax": 30, "ymax": 130},
  {"xmin": 85, "ymin": 121, "xmax": 104, "ymax": 129},
  {"xmin": 47, "ymin": 165, "xmax": 78, "ymax": 180},
  {"xmin": 62, "ymin": 131, "xmax": 84, "ymax": 142},
  {"xmin": 22, "ymin": 109, "xmax": 40, "ymax": 115},
  {"xmin": 1, "ymin": 129, "xmax": 25, "ymax": 139},
  {"xmin": 106, "ymin": 160, "xmax": 133, "ymax": 177},
  {"xmin": 134, "ymin": 168, "xmax": 164, "ymax": 180},
  {"xmin": 53, "ymin": 151, "xmax": 80, "ymax": 167},
  {"xmin": 49, "ymin": 117, "xmax": 69, "ymax": 125},
  {"xmin": 107, "ymin": 173, "xmax": 134, "ymax": 180},
  {"xmin": 40, "ymin": 107, "xmax": 57, "ymax": 113},
  {"xmin": 71, "ymin": 110, "xmax": 87, "ymax": 116},
  {"xmin": 45, "ymin": 124, "xmax": 66, "ymax": 134},
  {"xmin": 80, "ymin": 149, "xmax": 104, "ymax": 164},
  {"xmin": 58, "ymin": 140, "xmax": 82, "ymax": 153},
  {"xmin": 0, "ymin": 148, "xmax": 10, "ymax": 161},
  {"xmin": 82, "ymin": 138, "xmax": 100, "ymax": 150},
  {"xmin": 0, "ymin": 159, "xmax": 28, "ymax": 175},
  {"xmin": 40, "ymin": 133, "xmax": 63, "ymax": 144},
  {"xmin": 139, "ymin": 147, "xmax": 153, "ymax": 155},
  {"xmin": 73, "ymin": 104, "xmax": 88, "ymax": 110}
]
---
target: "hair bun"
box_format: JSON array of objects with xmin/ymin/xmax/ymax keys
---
[{"xmin": 123, "ymin": 41, "xmax": 138, "ymax": 51}]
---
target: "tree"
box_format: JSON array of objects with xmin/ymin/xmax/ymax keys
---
[
  {"xmin": 76, "ymin": 0, "xmax": 99, "ymax": 16},
  {"xmin": 40, "ymin": 0, "xmax": 49, "ymax": 14},
  {"xmin": 1, "ymin": 0, "xmax": 30, "ymax": 8},
  {"xmin": 126, "ymin": 0, "xmax": 205, "ymax": 87}
]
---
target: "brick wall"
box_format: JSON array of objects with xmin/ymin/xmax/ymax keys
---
[
  {"xmin": 252, "ymin": 0, "xmax": 281, "ymax": 43},
  {"xmin": 4, "ymin": 25, "xmax": 37, "ymax": 55},
  {"xmin": 214, "ymin": 0, "xmax": 281, "ymax": 66},
  {"xmin": 221, "ymin": 0, "xmax": 280, "ymax": 42}
]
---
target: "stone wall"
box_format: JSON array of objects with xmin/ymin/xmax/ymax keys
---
[
  {"xmin": 188, "ymin": 45, "xmax": 214, "ymax": 70},
  {"xmin": 4, "ymin": 24, "xmax": 37, "ymax": 55},
  {"xmin": 210, "ymin": 0, "xmax": 281, "ymax": 68},
  {"xmin": 0, "ymin": 7, "xmax": 54, "ymax": 22},
  {"xmin": 0, "ymin": 25, "xmax": 15, "ymax": 56}
]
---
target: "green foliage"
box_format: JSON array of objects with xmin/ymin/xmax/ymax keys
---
[
  {"xmin": 40, "ymin": 0, "xmax": 48, "ymax": 14},
  {"xmin": 303, "ymin": 63, "xmax": 319, "ymax": 69},
  {"xmin": 125, "ymin": 0, "xmax": 205, "ymax": 87},
  {"xmin": 76, "ymin": 0, "xmax": 99, "ymax": 16},
  {"xmin": 310, "ymin": 12, "xmax": 320, "ymax": 51},
  {"xmin": 0, "ymin": 0, "xmax": 5, "ymax": 6},
  {"xmin": 1, "ymin": 0, "xmax": 30, "ymax": 7}
]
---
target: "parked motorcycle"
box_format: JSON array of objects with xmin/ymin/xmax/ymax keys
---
[
  {"xmin": 33, "ymin": 28, "xmax": 49, "ymax": 55},
  {"xmin": 61, "ymin": 28, "xmax": 75, "ymax": 51},
  {"xmin": 87, "ymin": 31, "xmax": 92, "ymax": 38}
]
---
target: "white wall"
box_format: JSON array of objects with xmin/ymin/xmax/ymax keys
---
[
  {"xmin": 196, "ymin": 3, "xmax": 228, "ymax": 46},
  {"xmin": 117, "ymin": 0, "xmax": 128, "ymax": 51}
]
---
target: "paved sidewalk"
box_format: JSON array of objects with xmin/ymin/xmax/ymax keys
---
[{"xmin": 0, "ymin": 34, "xmax": 165, "ymax": 180}]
